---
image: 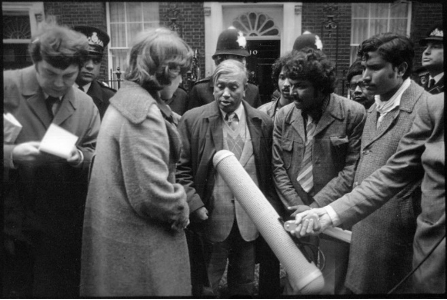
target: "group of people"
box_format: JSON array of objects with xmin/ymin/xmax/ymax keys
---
[{"xmin": 2, "ymin": 15, "xmax": 444, "ymax": 298}]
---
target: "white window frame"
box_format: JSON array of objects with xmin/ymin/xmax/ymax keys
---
[
  {"xmin": 350, "ymin": 2, "xmax": 412, "ymax": 64},
  {"xmin": 2, "ymin": 2, "xmax": 45, "ymax": 44},
  {"xmin": 106, "ymin": 2, "xmax": 160, "ymax": 83}
]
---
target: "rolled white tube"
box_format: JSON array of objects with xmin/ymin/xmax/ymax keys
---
[{"xmin": 213, "ymin": 150, "xmax": 324, "ymax": 294}]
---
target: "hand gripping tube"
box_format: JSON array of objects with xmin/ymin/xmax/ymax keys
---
[{"xmin": 213, "ymin": 150, "xmax": 324, "ymax": 294}]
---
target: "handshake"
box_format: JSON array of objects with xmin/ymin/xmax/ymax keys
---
[{"xmin": 284, "ymin": 205, "xmax": 334, "ymax": 238}]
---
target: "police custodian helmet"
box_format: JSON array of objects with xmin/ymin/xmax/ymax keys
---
[
  {"xmin": 293, "ymin": 30, "xmax": 323, "ymax": 51},
  {"xmin": 212, "ymin": 26, "xmax": 249, "ymax": 59},
  {"xmin": 73, "ymin": 25, "xmax": 110, "ymax": 55}
]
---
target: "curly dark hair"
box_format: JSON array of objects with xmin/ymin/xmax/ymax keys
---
[
  {"xmin": 357, "ymin": 32, "xmax": 414, "ymax": 79},
  {"xmin": 271, "ymin": 51, "xmax": 294, "ymax": 90},
  {"xmin": 283, "ymin": 47, "xmax": 336, "ymax": 95}
]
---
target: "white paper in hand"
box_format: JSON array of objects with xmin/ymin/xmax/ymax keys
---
[
  {"xmin": 39, "ymin": 124, "xmax": 79, "ymax": 159},
  {"xmin": 4, "ymin": 113, "xmax": 23, "ymax": 143}
]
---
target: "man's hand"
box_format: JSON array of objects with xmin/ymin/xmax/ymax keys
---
[
  {"xmin": 290, "ymin": 208, "xmax": 333, "ymax": 238},
  {"xmin": 12, "ymin": 141, "xmax": 42, "ymax": 166},
  {"xmin": 67, "ymin": 146, "xmax": 82, "ymax": 166},
  {"xmin": 191, "ymin": 207, "xmax": 209, "ymax": 222}
]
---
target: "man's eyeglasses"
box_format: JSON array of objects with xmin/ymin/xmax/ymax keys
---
[{"xmin": 346, "ymin": 81, "xmax": 365, "ymax": 90}]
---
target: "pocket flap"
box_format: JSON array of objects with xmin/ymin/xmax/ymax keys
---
[{"xmin": 330, "ymin": 136, "xmax": 348, "ymax": 147}]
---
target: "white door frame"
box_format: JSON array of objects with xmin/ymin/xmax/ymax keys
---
[{"xmin": 203, "ymin": 2, "xmax": 303, "ymax": 77}]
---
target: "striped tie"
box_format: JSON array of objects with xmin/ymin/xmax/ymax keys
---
[{"xmin": 297, "ymin": 118, "xmax": 316, "ymax": 193}]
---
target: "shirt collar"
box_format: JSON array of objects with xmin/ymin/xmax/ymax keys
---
[
  {"xmin": 43, "ymin": 92, "xmax": 62, "ymax": 102},
  {"xmin": 374, "ymin": 78, "xmax": 411, "ymax": 115},
  {"xmin": 220, "ymin": 102, "xmax": 245, "ymax": 122},
  {"xmin": 74, "ymin": 82, "xmax": 91, "ymax": 92},
  {"xmin": 430, "ymin": 72, "xmax": 444, "ymax": 84}
]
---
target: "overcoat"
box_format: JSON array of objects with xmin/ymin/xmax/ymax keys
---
[
  {"xmin": 345, "ymin": 81, "xmax": 431, "ymax": 294},
  {"xmin": 187, "ymin": 76, "xmax": 262, "ymax": 110},
  {"xmin": 331, "ymin": 93, "xmax": 445, "ymax": 294},
  {"xmin": 80, "ymin": 81, "xmax": 191, "ymax": 297},
  {"xmin": 3, "ymin": 66, "xmax": 100, "ymax": 297}
]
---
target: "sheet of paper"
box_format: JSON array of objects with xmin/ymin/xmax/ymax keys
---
[
  {"xmin": 39, "ymin": 124, "xmax": 79, "ymax": 159},
  {"xmin": 4, "ymin": 113, "xmax": 23, "ymax": 143}
]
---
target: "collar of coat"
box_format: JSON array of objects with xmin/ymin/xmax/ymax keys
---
[
  {"xmin": 367, "ymin": 80, "xmax": 426, "ymax": 114},
  {"xmin": 110, "ymin": 81, "xmax": 160, "ymax": 125}
]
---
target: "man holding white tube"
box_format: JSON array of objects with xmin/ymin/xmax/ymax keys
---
[{"xmin": 177, "ymin": 59, "xmax": 281, "ymax": 297}]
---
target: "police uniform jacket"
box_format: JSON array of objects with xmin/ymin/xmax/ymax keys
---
[
  {"xmin": 87, "ymin": 80, "xmax": 116, "ymax": 119},
  {"xmin": 187, "ymin": 76, "xmax": 262, "ymax": 111},
  {"xmin": 423, "ymin": 74, "xmax": 444, "ymax": 94}
]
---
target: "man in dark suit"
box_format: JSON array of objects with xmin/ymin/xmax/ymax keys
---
[
  {"xmin": 419, "ymin": 24, "xmax": 444, "ymax": 94},
  {"xmin": 3, "ymin": 21, "xmax": 100, "ymax": 297},
  {"xmin": 187, "ymin": 27, "xmax": 261, "ymax": 111},
  {"xmin": 272, "ymin": 48, "xmax": 366, "ymax": 294},
  {"xmin": 164, "ymin": 86, "xmax": 189, "ymax": 116},
  {"xmin": 177, "ymin": 59, "xmax": 281, "ymax": 297},
  {"xmin": 74, "ymin": 25, "xmax": 116, "ymax": 119},
  {"xmin": 334, "ymin": 33, "xmax": 431, "ymax": 294},
  {"xmin": 292, "ymin": 92, "xmax": 445, "ymax": 294}
]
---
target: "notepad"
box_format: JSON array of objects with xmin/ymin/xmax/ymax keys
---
[
  {"xmin": 4, "ymin": 113, "xmax": 23, "ymax": 143},
  {"xmin": 39, "ymin": 124, "xmax": 79, "ymax": 159}
]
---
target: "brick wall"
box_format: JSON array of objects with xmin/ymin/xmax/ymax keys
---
[
  {"xmin": 44, "ymin": 2, "xmax": 110, "ymax": 82},
  {"xmin": 159, "ymin": 2, "xmax": 205, "ymax": 81},
  {"xmin": 302, "ymin": 3, "xmax": 352, "ymax": 95}
]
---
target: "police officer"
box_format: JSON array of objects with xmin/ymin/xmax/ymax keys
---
[
  {"xmin": 187, "ymin": 27, "xmax": 262, "ymax": 111},
  {"xmin": 420, "ymin": 24, "xmax": 444, "ymax": 94},
  {"xmin": 74, "ymin": 25, "xmax": 116, "ymax": 119}
]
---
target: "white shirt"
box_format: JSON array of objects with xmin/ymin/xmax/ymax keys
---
[
  {"xmin": 429, "ymin": 72, "xmax": 444, "ymax": 85},
  {"xmin": 74, "ymin": 82, "xmax": 91, "ymax": 93},
  {"xmin": 219, "ymin": 102, "xmax": 245, "ymax": 126},
  {"xmin": 374, "ymin": 78, "xmax": 411, "ymax": 127}
]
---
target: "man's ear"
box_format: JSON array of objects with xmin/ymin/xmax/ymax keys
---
[{"xmin": 396, "ymin": 62, "xmax": 408, "ymax": 77}]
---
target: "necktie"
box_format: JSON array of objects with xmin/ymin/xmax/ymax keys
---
[
  {"xmin": 78, "ymin": 85, "xmax": 85, "ymax": 92},
  {"xmin": 297, "ymin": 118, "xmax": 316, "ymax": 193},
  {"xmin": 428, "ymin": 79, "xmax": 435, "ymax": 89},
  {"xmin": 225, "ymin": 113, "xmax": 239, "ymax": 131},
  {"xmin": 45, "ymin": 96, "xmax": 59, "ymax": 119}
]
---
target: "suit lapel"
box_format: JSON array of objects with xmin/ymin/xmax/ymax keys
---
[
  {"xmin": 21, "ymin": 67, "xmax": 52, "ymax": 127},
  {"xmin": 208, "ymin": 103, "xmax": 224, "ymax": 151},
  {"xmin": 290, "ymin": 107, "xmax": 306, "ymax": 142},
  {"xmin": 315, "ymin": 95, "xmax": 341, "ymax": 136},
  {"xmin": 241, "ymin": 105, "xmax": 261, "ymax": 167},
  {"xmin": 53, "ymin": 88, "xmax": 76, "ymax": 125}
]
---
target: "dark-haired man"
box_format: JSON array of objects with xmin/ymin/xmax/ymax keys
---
[
  {"xmin": 346, "ymin": 59, "xmax": 374, "ymax": 109},
  {"xmin": 3, "ymin": 21, "xmax": 100, "ymax": 297},
  {"xmin": 272, "ymin": 48, "xmax": 366, "ymax": 294},
  {"xmin": 340, "ymin": 32, "xmax": 432, "ymax": 294}
]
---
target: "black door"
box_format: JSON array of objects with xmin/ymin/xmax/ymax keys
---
[{"xmin": 245, "ymin": 40, "xmax": 280, "ymax": 105}]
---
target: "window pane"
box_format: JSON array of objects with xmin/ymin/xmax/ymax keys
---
[
  {"xmin": 144, "ymin": 23, "xmax": 159, "ymax": 30},
  {"xmin": 370, "ymin": 19, "xmax": 388, "ymax": 36},
  {"xmin": 390, "ymin": 19, "xmax": 407, "ymax": 35},
  {"xmin": 350, "ymin": 45, "xmax": 360, "ymax": 65},
  {"xmin": 110, "ymin": 2, "xmax": 125, "ymax": 23},
  {"xmin": 3, "ymin": 15, "xmax": 31, "ymax": 39},
  {"xmin": 370, "ymin": 3, "xmax": 389, "ymax": 18},
  {"xmin": 126, "ymin": 2, "xmax": 142, "ymax": 22},
  {"xmin": 127, "ymin": 23, "xmax": 142, "ymax": 44},
  {"xmin": 391, "ymin": 3, "xmax": 408, "ymax": 18},
  {"xmin": 351, "ymin": 19, "xmax": 368, "ymax": 44},
  {"xmin": 143, "ymin": 2, "xmax": 159, "ymax": 22},
  {"xmin": 352, "ymin": 3, "xmax": 369, "ymax": 18},
  {"xmin": 110, "ymin": 24, "xmax": 126, "ymax": 47}
]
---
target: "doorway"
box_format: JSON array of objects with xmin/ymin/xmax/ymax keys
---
[{"xmin": 246, "ymin": 40, "xmax": 281, "ymax": 105}]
